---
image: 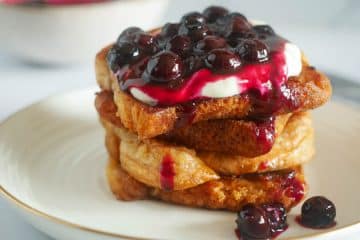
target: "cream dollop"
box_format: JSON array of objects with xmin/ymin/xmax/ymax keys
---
[{"xmin": 128, "ymin": 42, "xmax": 302, "ymax": 105}]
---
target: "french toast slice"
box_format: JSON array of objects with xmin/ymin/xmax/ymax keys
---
[
  {"xmin": 198, "ymin": 112, "xmax": 314, "ymax": 175},
  {"xmin": 101, "ymin": 111, "xmax": 313, "ymax": 178},
  {"xmin": 95, "ymin": 43, "xmax": 331, "ymax": 139},
  {"xmin": 96, "ymin": 90, "xmax": 291, "ymax": 156},
  {"xmin": 107, "ymin": 158, "xmax": 306, "ymax": 211}
]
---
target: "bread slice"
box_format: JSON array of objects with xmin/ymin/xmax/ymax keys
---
[
  {"xmin": 199, "ymin": 112, "xmax": 314, "ymax": 175},
  {"xmin": 107, "ymin": 158, "xmax": 306, "ymax": 211},
  {"xmin": 101, "ymin": 111, "xmax": 313, "ymax": 178},
  {"xmin": 96, "ymin": 90, "xmax": 291, "ymax": 156},
  {"xmin": 95, "ymin": 44, "xmax": 331, "ymax": 139}
]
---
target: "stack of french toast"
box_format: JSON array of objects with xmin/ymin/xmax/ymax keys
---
[{"xmin": 95, "ymin": 6, "xmax": 331, "ymax": 211}]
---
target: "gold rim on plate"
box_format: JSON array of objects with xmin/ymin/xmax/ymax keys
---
[{"xmin": 0, "ymin": 90, "xmax": 359, "ymax": 240}]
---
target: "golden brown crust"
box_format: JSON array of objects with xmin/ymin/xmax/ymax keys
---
[
  {"xmin": 96, "ymin": 90, "xmax": 291, "ymax": 156},
  {"xmin": 199, "ymin": 112, "xmax": 314, "ymax": 175},
  {"xmin": 95, "ymin": 45, "xmax": 331, "ymax": 139},
  {"xmin": 101, "ymin": 111, "xmax": 313, "ymax": 177},
  {"xmin": 102, "ymin": 118, "xmax": 220, "ymax": 191},
  {"xmin": 161, "ymin": 114, "xmax": 291, "ymax": 156},
  {"xmin": 107, "ymin": 158, "xmax": 307, "ymax": 211}
]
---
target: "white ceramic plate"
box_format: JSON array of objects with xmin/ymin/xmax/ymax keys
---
[{"xmin": 0, "ymin": 88, "xmax": 359, "ymax": 240}]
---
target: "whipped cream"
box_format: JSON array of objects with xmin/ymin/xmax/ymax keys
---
[{"xmin": 126, "ymin": 42, "xmax": 302, "ymax": 106}]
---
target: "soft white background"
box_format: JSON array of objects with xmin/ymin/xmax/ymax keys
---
[{"xmin": 0, "ymin": 0, "xmax": 359, "ymax": 239}]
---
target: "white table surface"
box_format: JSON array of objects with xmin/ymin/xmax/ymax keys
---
[{"xmin": 0, "ymin": 26, "xmax": 359, "ymax": 240}]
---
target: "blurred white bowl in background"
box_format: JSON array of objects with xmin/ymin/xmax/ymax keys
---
[{"xmin": 0, "ymin": 0, "xmax": 168, "ymax": 65}]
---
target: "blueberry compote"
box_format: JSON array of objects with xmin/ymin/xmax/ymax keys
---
[
  {"xmin": 159, "ymin": 154, "xmax": 175, "ymax": 191},
  {"xmin": 296, "ymin": 196, "xmax": 336, "ymax": 229},
  {"xmin": 236, "ymin": 203, "xmax": 288, "ymax": 240},
  {"xmin": 107, "ymin": 6, "xmax": 302, "ymax": 136},
  {"xmin": 243, "ymin": 169, "xmax": 305, "ymax": 205}
]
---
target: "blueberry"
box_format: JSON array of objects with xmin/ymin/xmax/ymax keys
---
[
  {"xmin": 142, "ymin": 51, "xmax": 184, "ymax": 83},
  {"xmin": 194, "ymin": 36, "xmax": 227, "ymax": 53},
  {"xmin": 160, "ymin": 23, "xmax": 180, "ymax": 38},
  {"xmin": 301, "ymin": 196, "xmax": 336, "ymax": 228},
  {"xmin": 226, "ymin": 31, "xmax": 256, "ymax": 47},
  {"xmin": 117, "ymin": 27, "xmax": 144, "ymax": 43},
  {"xmin": 236, "ymin": 39, "xmax": 269, "ymax": 63},
  {"xmin": 178, "ymin": 24, "xmax": 212, "ymax": 42},
  {"xmin": 253, "ymin": 25, "xmax": 275, "ymax": 37},
  {"xmin": 203, "ymin": 6, "xmax": 229, "ymax": 23},
  {"xmin": 261, "ymin": 203, "xmax": 288, "ymax": 235},
  {"xmin": 107, "ymin": 43, "xmax": 141, "ymax": 72},
  {"xmin": 236, "ymin": 204, "xmax": 272, "ymax": 239},
  {"xmin": 184, "ymin": 55, "xmax": 204, "ymax": 75},
  {"xmin": 216, "ymin": 12, "xmax": 251, "ymax": 37},
  {"xmin": 205, "ymin": 49, "xmax": 241, "ymax": 74},
  {"xmin": 165, "ymin": 35, "xmax": 192, "ymax": 57},
  {"xmin": 134, "ymin": 33, "xmax": 158, "ymax": 54},
  {"xmin": 181, "ymin": 11, "xmax": 206, "ymax": 28}
]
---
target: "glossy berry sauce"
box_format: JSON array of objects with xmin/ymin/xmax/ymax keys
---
[
  {"xmin": 159, "ymin": 154, "xmax": 175, "ymax": 191},
  {"xmin": 108, "ymin": 6, "xmax": 301, "ymax": 118},
  {"xmin": 244, "ymin": 169, "xmax": 305, "ymax": 204},
  {"xmin": 274, "ymin": 170, "xmax": 305, "ymax": 204},
  {"xmin": 119, "ymin": 44, "xmax": 289, "ymax": 107},
  {"xmin": 252, "ymin": 116, "xmax": 276, "ymax": 154}
]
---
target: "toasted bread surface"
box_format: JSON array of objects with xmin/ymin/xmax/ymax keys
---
[
  {"xmin": 107, "ymin": 158, "xmax": 306, "ymax": 211},
  {"xmin": 95, "ymin": 45, "xmax": 331, "ymax": 138},
  {"xmin": 101, "ymin": 111, "xmax": 313, "ymax": 178},
  {"xmin": 96, "ymin": 90, "xmax": 292, "ymax": 156}
]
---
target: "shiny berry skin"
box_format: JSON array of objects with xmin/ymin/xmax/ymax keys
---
[
  {"xmin": 165, "ymin": 35, "xmax": 192, "ymax": 57},
  {"xmin": 226, "ymin": 30, "xmax": 256, "ymax": 47},
  {"xmin": 216, "ymin": 12, "xmax": 251, "ymax": 37},
  {"xmin": 194, "ymin": 36, "xmax": 227, "ymax": 53},
  {"xmin": 261, "ymin": 203, "xmax": 288, "ymax": 235},
  {"xmin": 253, "ymin": 25, "xmax": 275, "ymax": 37},
  {"xmin": 236, "ymin": 39, "xmax": 269, "ymax": 63},
  {"xmin": 117, "ymin": 26, "xmax": 143, "ymax": 43},
  {"xmin": 236, "ymin": 204, "xmax": 271, "ymax": 239},
  {"xmin": 301, "ymin": 196, "xmax": 336, "ymax": 228},
  {"xmin": 205, "ymin": 49, "xmax": 241, "ymax": 74},
  {"xmin": 107, "ymin": 43, "xmax": 141, "ymax": 72},
  {"xmin": 184, "ymin": 55, "xmax": 204, "ymax": 75},
  {"xmin": 203, "ymin": 6, "xmax": 229, "ymax": 23},
  {"xmin": 143, "ymin": 51, "xmax": 184, "ymax": 83},
  {"xmin": 181, "ymin": 11, "xmax": 206, "ymax": 28},
  {"xmin": 134, "ymin": 33, "xmax": 157, "ymax": 54},
  {"xmin": 178, "ymin": 24, "xmax": 212, "ymax": 42},
  {"xmin": 160, "ymin": 23, "xmax": 180, "ymax": 38}
]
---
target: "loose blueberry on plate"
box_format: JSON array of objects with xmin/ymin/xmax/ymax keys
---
[
  {"xmin": 236, "ymin": 203, "xmax": 288, "ymax": 240},
  {"xmin": 142, "ymin": 51, "xmax": 184, "ymax": 83},
  {"xmin": 299, "ymin": 196, "xmax": 336, "ymax": 228},
  {"xmin": 261, "ymin": 203, "xmax": 288, "ymax": 236},
  {"xmin": 236, "ymin": 204, "xmax": 272, "ymax": 239}
]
